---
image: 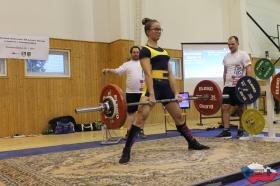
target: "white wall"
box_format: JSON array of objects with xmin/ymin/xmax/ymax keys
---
[
  {"xmin": 1, "ymin": 0, "xmax": 278, "ymax": 94},
  {"xmin": 0, "ymin": 0, "xmax": 256, "ymax": 46},
  {"xmin": 0, "ymin": 0, "xmax": 95, "ymax": 41},
  {"xmin": 138, "ymin": 0, "xmax": 250, "ymax": 92},
  {"xmin": 1, "ymin": 0, "xmax": 278, "ymax": 58},
  {"xmin": 92, "ymin": 0, "xmax": 110, "ymax": 42},
  {"xmin": 119, "ymin": 0, "xmax": 135, "ymax": 40},
  {"xmin": 246, "ymin": 0, "xmax": 280, "ymax": 59},
  {"xmin": 227, "ymin": 0, "xmax": 250, "ymax": 51},
  {"xmin": 140, "ymin": 0, "xmax": 231, "ymax": 49},
  {"xmin": 0, "ymin": 0, "xmax": 133, "ymax": 42},
  {"xmin": 92, "ymin": 0, "xmax": 134, "ymax": 42}
]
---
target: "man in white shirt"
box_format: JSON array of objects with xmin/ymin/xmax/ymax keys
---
[
  {"xmin": 216, "ymin": 36, "xmax": 252, "ymax": 138},
  {"xmin": 102, "ymin": 46, "xmax": 146, "ymax": 138}
]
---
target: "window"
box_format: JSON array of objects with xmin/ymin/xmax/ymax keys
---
[
  {"xmin": 25, "ymin": 50, "xmax": 70, "ymax": 77},
  {"xmin": 169, "ymin": 57, "xmax": 182, "ymax": 79},
  {"xmin": 0, "ymin": 59, "xmax": 7, "ymax": 76}
]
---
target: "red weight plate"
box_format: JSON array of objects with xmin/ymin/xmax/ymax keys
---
[
  {"xmin": 193, "ymin": 80, "xmax": 222, "ymax": 115},
  {"xmin": 271, "ymin": 73, "xmax": 280, "ymax": 102},
  {"xmin": 99, "ymin": 84, "xmax": 127, "ymax": 129}
]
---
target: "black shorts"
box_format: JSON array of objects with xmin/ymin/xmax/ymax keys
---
[
  {"xmin": 126, "ymin": 93, "xmax": 142, "ymax": 114},
  {"xmin": 145, "ymin": 79, "xmax": 175, "ymax": 106},
  {"xmin": 222, "ymin": 87, "xmax": 243, "ymax": 106}
]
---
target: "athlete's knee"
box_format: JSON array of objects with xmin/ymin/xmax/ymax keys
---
[
  {"xmin": 135, "ymin": 110, "xmax": 147, "ymax": 123},
  {"xmin": 174, "ymin": 112, "xmax": 184, "ymax": 121},
  {"xmin": 222, "ymin": 104, "xmax": 231, "ymax": 111}
]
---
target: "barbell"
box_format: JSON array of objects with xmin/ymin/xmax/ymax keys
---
[{"xmin": 75, "ymin": 76, "xmax": 261, "ymax": 129}]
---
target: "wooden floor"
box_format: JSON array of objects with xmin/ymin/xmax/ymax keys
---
[
  {"xmin": 0, "ymin": 118, "xmax": 279, "ymax": 152},
  {"xmin": 0, "ymin": 119, "xmax": 209, "ymax": 152}
]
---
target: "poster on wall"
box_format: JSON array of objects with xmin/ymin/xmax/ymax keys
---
[{"xmin": 0, "ymin": 34, "xmax": 49, "ymax": 60}]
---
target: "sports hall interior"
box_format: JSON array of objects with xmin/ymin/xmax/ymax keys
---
[{"xmin": 0, "ymin": 0, "xmax": 279, "ymax": 185}]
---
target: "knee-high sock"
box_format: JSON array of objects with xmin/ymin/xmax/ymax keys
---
[
  {"xmin": 176, "ymin": 123, "xmax": 195, "ymax": 143},
  {"xmin": 124, "ymin": 124, "xmax": 141, "ymax": 149}
]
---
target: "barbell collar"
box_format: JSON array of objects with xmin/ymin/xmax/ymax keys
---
[{"xmin": 75, "ymin": 104, "xmax": 105, "ymax": 113}]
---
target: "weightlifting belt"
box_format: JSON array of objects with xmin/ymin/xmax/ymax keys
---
[{"xmin": 151, "ymin": 70, "xmax": 169, "ymax": 79}]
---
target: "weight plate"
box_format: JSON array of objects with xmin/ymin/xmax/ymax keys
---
[
  {"xmin": 254, "ymin": 58, "xmax": 274, "ymax": 80},
  {"xmin": 193, "ymin": 80, "xmax": 222, "ymax": 115},
  {"xmin": 99, "ymin": 84, "xmax": 127, "ymax": 129},
  {"xmin": 235, "ymin": 76, "xmax": 260, "ymax": 104},
  {"xmin": 241, "ymin": 109, "xmax": 265, "ymax": 135}
]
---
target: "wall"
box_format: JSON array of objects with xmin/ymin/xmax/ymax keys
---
[
  {"xmin": 0, "ymin": 0, "xmax": 253, "ymax": 47},
  {"xmin": 246, "ymin": 0, "xmax": 280, "ymax": 59},
  {"xmin": 0, "ymin": 38, "xmax": 184, "ymax": 137},
  {"xmin": 1, "ymin": 0, "xmax": 278, "ymax": 136},
  {"xmin": 140, "ymin": 0, "xmax": 231, "ymax": 49},
  {"xmin": 0, "ymin": 39, "xmax": 109, "ymax": 137},
  {"xmin": 0, "ymin": 0, "xmax": 136, "ymax": 43},
  {"xmin": 92, "ymin": 0, "xmax": 111, "ymax": 42},
  {"xmin": 0, "ymin": 0, "xmax": 96, "ymax": 41},
  {"xmin": 0, "ymin": 0, "xmax": 278, "ymax": 54}
]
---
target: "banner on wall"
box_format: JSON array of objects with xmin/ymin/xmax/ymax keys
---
[{"xmin": 0, "ymin": 34, "xmax": 49, "ymax": 60}]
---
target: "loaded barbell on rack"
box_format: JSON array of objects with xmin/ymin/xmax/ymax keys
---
[
  {"xmin": 75, "ymin": 76, "xmax": 260, "ymax": 129},
  {"xmin": 240, "ymin": 73, "xmax": 280, "ymax": 135}
]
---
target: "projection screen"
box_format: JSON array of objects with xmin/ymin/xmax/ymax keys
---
[{"xmin": 182, "ymin": 43, "xmax": 229, "ymax": 93}]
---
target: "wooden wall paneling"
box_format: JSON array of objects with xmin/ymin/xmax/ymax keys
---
[
  {"xmin": 165, "ymin": 49, "xmax": 201, "ymax": 121},
  {"xmin": 0, "ymin": 39, "xmax": 190, "ymax": 137},
  {"xmin": 0, "ymin": 39, "xmax": 112, "ymax": 137},
  {"xmin": 104, "ymin": 40, "xmax": 135, "ymax": 128},
  {"xmin": 9, "ymin": 59, "xmax": 25, "ymax": 136},
  {"xmin": 0, "ymin": 79, "xmax": 9, "ymax": 137},
  {"xmin": 22, "ymin": 79, "xmax": 36, "ymax": 134},
  {"xmin": 84, "ymin": 43, "xmax": 104, "ymax": 122},
  {"xmin": 72, "ymin": 42, "xmax": 109, "ymax": 124},
  {"xmin": 106, "ymin": 40, "xmax": 135, "ymax": 91}
]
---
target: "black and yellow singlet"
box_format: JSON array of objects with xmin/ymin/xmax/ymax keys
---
[
  {"xmin": 139, "ymin": 45, "xmax": 175, "ymax": 105},
  {"xmin": 139, "ymin": 45, "xmax": 170, "ymax": 71}
]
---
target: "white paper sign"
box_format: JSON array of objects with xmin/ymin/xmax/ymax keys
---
[{"xmin": 0, "ymin": 34, "xmax": 49, "ymax": 60}]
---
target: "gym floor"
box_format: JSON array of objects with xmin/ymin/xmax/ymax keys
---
[
  {"xmin": 0, "ymin": 117, "xmax": 280, "ymax": 186},
  {"xmin": 0, "ymin": 117, "xmax": 279, "ymax": 152}
]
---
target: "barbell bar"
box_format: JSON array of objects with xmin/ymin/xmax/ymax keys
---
[
  {"xmin": 76, "ymin": 94, "xmax": 230, "ymax": 113},
  {"xmin": 126, "ymin": 95, "xmax": 210, "ymax": 106},
  {"xmin": 75, "ymin": 95, "xmax": 209, "ymax": 113},
  {"xmin": 76, "ymin": 105, "xmax": 105, "ymax": 113}
]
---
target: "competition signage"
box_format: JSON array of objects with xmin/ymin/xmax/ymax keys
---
[{"xmin": 0, "ymin": 34, "xmax": 49, "ymax": 60}]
